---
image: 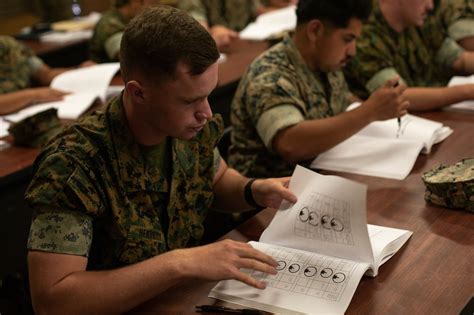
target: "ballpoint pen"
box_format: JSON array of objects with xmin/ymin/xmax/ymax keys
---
[
  {"xmin": 196, "ymin": 305, "xmax": 264, "ymax": 314},
  {"xmin": 396, "ymin": 116, "xmax": 401, "ymax": 138},
  {"xmin": 393, "ymin": 80, "xmax": 401, "ymax": 138}
]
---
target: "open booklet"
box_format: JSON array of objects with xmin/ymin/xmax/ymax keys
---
[
  {"xmin": 310, "ymin": 104, "xmax": 453, "ymax": 180},
  {"xmin": 210, "ymin": 166, "xmax": 412, "ymax": 315},
  {"xmin": 239, "ymin": 5, "xmax": 296, "ymax": 40},
  {"xmin": 446, "ymin": 75, "xmax": 474, "ymax": 111},
  {"xmin": 2, "ymin": 62, "xmax": 120, "ymax": 124}
]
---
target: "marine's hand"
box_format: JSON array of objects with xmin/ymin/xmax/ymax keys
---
[
  {"xmin": 362, "ymin": 78, "xmax": 410, "ymax": 121},
  {"xmin": 177, "ymin": 240, "xmax": 278, "ymax": 289},
  {"xmin": 252, "ymin": 177, "xmax": 297, "ymax": 209},
  {"xmin": 77, "ymin": 60, "xmax": 96, "ymax": 68},
  {"xmin": 210, "ymin": 25, "xmax": 238, "ymax": 48},
  {"xmin": 28, "ymin": 87, "xmax": 69, "ymax": 105}
]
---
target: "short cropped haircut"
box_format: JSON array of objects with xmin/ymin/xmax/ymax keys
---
[
  {"xmin": 296, "ymin": 0, "xmax": 372, "ymax": 28},
  {"xmin": 120, "ymin": 6, "xmax": 219, "ymax": 82}
]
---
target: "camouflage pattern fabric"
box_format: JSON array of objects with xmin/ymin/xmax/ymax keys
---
[
  {"xmin": 179, "ymin": 0, "xmax": 257, "ymax": 31},
  {"xmin": 344, "ymin": 4, "xmax": 462, "ymax": 99},
  {"xmin": 26, "ymin": 94, "xmax": 224, "ymax": 269},
  {"xmin": 0, "ymin": 36, "xmax": 41, "ymax": 94},
  {"xmin": 89, "ymin": 9, "xmax": 127, "ymax": 63},
  {"xmin": 228, "ymin": 35, "xmax": 352, "ymax": 178},
  {"xmin": 422, "ymin": 158, "xmax": 474, "ymax": 212},
  {"xmin": 431, "ymin": 0, "xmax": 474, "ymax": 41},
  {"xmin": 8, "ymin": 108, "xmax": 62, "ymax": 148}
]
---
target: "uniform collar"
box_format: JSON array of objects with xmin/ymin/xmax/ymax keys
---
[
  {"xmin": 106, "ymin": 94, "xmax": 165, "ymax": 193},
  {"xmin": 106, "ymin": 94, "xmax": 197, "ymax": 193}
]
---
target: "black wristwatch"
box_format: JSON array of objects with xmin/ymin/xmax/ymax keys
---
[{"xmin": 244, "ymin": 178, "xmax": 265, "ymax": 210}]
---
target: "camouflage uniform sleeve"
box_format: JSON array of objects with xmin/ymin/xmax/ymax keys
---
[
  {"xmin": 104, "ymin": 32, "xmax": 123, "ymax": 60},
  {"xmin": 358, "ymin": 37, "xmax": 404, "ymax": 92},
  {"xmin": 247, "ymin": 72, "xmax": 306, "ymax": 151},
  {"xmin": 257, "ymin": 105, "xmax": 303, "ymax": 150},
  {"xmin": 346, "ymin": 30, "xmax": 404, "ymax": 94},
  {"xmin": 28, "ymin": 56, "xmax": 45, "ymax": 75},
  {"xmin": 25, "ymin": 152, "xmax": 104, "ymax": 256},
  {"xmin": 440, "ymin": 0, "xmax": 474, "ymax": 40},
  {"xmin": 0, "ymin": 36, "xmax": 36, "ymax": 94},
  {"xmin": 435, "ymin": 37, "xmax": 464, "ymax": 68},
  {"xmin": 89, "ymin": 11, "xmax": 126, "ymax": 62},
  {"xmin": 179, "ymin": 0, "xmax": 208, "ymax": 24}
]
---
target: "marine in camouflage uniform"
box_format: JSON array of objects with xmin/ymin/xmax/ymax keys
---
[
  {"xmin": 431, "ymin": 0, "xmax": 474, "ymax": 42},
  {"xmin": 0, "ymin": 36, "xmax": 45, "ymax": 94},
  {"xmin": 89, "ymin": 9, "xmax": 127, "ymax": 63},
  {"xmin": 344, "ymin": 3, "xmax": 465, "ymax": 99},
  {"xmin": 179, "ymin": 0, "xmax": 258, "ymax": 31},
  {"xmin": 26, "ymin": 93, "xmax": 224, "ymax": 269},
  {"xmin": 228, "ymin": 35, "xmax": 352, "ymax": 178}
]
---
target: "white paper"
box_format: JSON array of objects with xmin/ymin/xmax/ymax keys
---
[
  {"xmin": 51, "ymin": 62, "xmax": 120, "ymax": 103},
  {"xmin": 260, "ymin": 166, "xmax": 373, "ymax": 266},
  {"xmin": 311, "ymin": 135, "xmax": 424, "ymax": 180},
  {"xmin": 40, "ymin": 30, "xmax": 93, "ymax": 43},
  {"xmin": 367, "ymin": 225, "xmax": 413, "ymax": 272},
  {"xmin": 446, "ymin": 75, "xmax": 474, "ymax": 111},
  {"xmin": 210, "ymin": 241, "xmax": 369, "ymax": 315},
  {"xmin": 2, "ymin": 63, "xmax": 120, "ymax": 124},
  {"xmin": 357, "ymin": 114, "xmax": 451, "ymax": 154},
  {"xmin": 311, "ymin": 111, "xmax": 452, "ymax": 180},
  {"xmin": 240, "ymin": 6, "xmax": 296, "ymax": 40},
  {"xmin": 0, "ymin": 119, "xmax": 10, "ymax": 138}
]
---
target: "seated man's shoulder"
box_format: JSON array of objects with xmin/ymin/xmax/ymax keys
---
[
  {"xmin": 245, "ymin": 43, "xmax": 295, "ymax": 84},
  {"xmin": 95, "ymin": 10, "xmax": 126, "ymax": 32},
  {"xmin": 40, "ymin": 112, "xmax": 108, "ymax": 164}
]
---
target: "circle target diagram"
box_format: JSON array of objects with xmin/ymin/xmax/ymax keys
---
[
  {"xmin": 332, "ymin": 272, "xmax": 346, "ymax": 283},
  {"xmin": 320, "ymin": 267, "xmax": 333, "ymax": 278},
  {"xmin": 299, "ymin": 207, "xmax": 310, "ymax": 222},
  {"xmin": 276, "ymin": 260, "xmax": 287, "ymax": 271},
  {"xmin": 303, "ymin": 266, "xmax": 317, "ymax": 277},
  {"xmin": 288, "ymin": 263, "xmax": 301, "ymax": 273}
]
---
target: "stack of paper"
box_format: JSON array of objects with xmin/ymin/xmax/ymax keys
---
[
  {"xmin": 240, "ymin": 6, "xmax": 296, "ymax": 40},
  {"xmin": 2, "ymin": 63, "xmax": 120, "ymax": 127},
  {"xmin": 40, "ymin": 30, "xmax": 93, "ymax": 44},
  {"xmin": 311, "ymin": 113, "xmax": 453, "ymax": 180},
  {"xmin": 40, "ymin": 13, "xmax": 101, "ymax": 44},
  {"xmin": 446, "ymin": 75, "xmax": 474, "ymax": 111}
]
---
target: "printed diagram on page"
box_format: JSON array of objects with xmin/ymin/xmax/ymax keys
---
[
  {"xmin": 251, "ymin": 246, "xmax": 357, "ymax": 301},
  {"xmin": 294, "ymin": 192, "xmax": 354, "ymax": 245}
]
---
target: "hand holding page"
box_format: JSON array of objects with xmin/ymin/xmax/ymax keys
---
[
  {"xmin": 2, "ymin": 63, "xmax": 120, "ymax": 123},
  {"xmin": 311, "ymin": 105, "xmax": 453, "ymax": 180},
  {"xmin": 210, "ymin": 166, "xmax": 412, "ymax": 315}
]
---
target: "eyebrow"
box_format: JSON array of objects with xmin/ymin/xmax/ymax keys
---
[{"xmin": 182, "ymin": 82, "xmax": 218, "ymax": 103}]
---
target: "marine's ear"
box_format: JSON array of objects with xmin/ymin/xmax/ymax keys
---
[
  {"xmin": 125, "ymin": 80, "xmax": 145, "ymax": 104},
  {"xmin": 306, "ymin": 19, "xmax": 325, "ymax": 43}
]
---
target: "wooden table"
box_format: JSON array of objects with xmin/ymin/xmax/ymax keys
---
[
  {"xmin": 129, "ymin": 109, "xmax": 474, "ymax": 314},
  {"xmin": 21, "ymin": 38, "xmax": 90, "ymax": 68}
]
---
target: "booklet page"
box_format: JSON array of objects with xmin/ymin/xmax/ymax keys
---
[
  {"xmin": 260, "ymin": 165, "xmax": 374, "ymax": 266},
  {"xmin": 210, "ymin": 241, "xmax": 370, "ymax": 315}
]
